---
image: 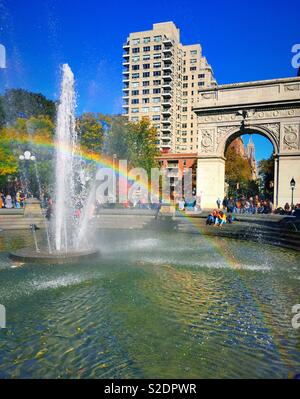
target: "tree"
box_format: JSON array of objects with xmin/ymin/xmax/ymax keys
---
[
  {"xmin": 105, "ymin": 116, "xmax": 159, "ymax": 173},
  {"xmin": 127, "ymin": 118, "xmax": 159, "ymax": 174},
  {"xmin": 0, "ymin": 140, "xmax": 18, "ymax": 188},
  {"xmin": 0, "ymin": 116, "xmax": 55, "ymax": 195},
  {"xmin": 225, "ymin": 147, "xmax": 252, "ymax": 183},
  {"xmin": 76, "ymin": 113, "xmax": 105, "ymax": 154},
  {"xmin": 0, "ymin": 89, "xmax": 56, "ymax": 125},
  {"xmin": 258, "ymin": 155, "xmax": 274, "ymax": 198},
  {"xmin": 105, "ymin": 115, "xmax": 130, "ymax": 159}
]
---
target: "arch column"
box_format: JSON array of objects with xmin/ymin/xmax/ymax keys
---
[
  {"xmin": 277, "ymin": 154, "xmax": 300, "ymax": 206},
  {"xmin": 197, "ymin": 156, "xmax": 225, "ymax": 209}
]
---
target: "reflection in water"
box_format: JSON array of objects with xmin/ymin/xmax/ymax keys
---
[{"xmin": 0, "ymin": 229, "xmax": 299, "ymax": 378}]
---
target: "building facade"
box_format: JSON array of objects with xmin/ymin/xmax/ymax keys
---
[{"xmin": 122, "ymin": 21, "xmax": 217, "ymax": 154}]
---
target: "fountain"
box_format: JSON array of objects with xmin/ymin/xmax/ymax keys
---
[{"xmin": 10, "ymin": 64, "xmax": 100, "ymax": 264}]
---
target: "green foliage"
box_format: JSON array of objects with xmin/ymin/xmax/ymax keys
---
[
  {"xmin": 76, "ymin": 113, "xmax": 105, "ymax": 153},
  {"xmin": 105, "ymin": 116, "xmax": 159, "ymax": 174},
  {"xmin": 225, "ymin": 146, "xmax": 255, "ymax": 197},
  {"xmin": 258, "ymin": 155, "xmax": 275, "ymax": 198},
  {"xmin": 0, "ymin": 89, "xmax": 56, "ymax": 125},
  {"xmin": 105, "ymin": 115, "xmax": 130, "ymax": 159},
  {"xmin": 225, "ymin": 147, "xmax": 252, "ymax": 183}
]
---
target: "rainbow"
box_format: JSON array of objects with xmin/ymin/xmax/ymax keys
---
[{"xmin": 1, "ymin": 133, "xmax": 290, "ymax": 369}]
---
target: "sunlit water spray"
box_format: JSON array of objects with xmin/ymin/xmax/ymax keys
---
[{"xmin": 52, "ymin": 64, "xmax": 94, "ymax": 252}]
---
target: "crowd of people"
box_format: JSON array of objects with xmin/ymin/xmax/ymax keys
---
[
  {"xmin": 0, "ymin": 191, "xmax": 26, "ymax": 209},
  {"xmin": 217, "ymin": 196, "xmax": 274, "ymax": 214}
]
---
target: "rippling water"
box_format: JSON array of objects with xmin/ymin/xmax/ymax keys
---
[{"xmin": 0, "ymin": 229, "xmax": 299, "ymax": 378}]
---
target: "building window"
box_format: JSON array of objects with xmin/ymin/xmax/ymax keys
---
[
  {"xmin": 144, "ymin": 37, "xmax": 151, "ymax": 43},
  {"xmin": 153, "ymin": 71, "xmax": 161, "ymax": 76},
  {"xmin": 132, "ymin": 82, "xmax": 139, "ymax": 88},
  {"xmin": 190, "ymin": 50, "xmax": 197, "ymax": 55},
  {"xmin": 131, "ymin": 99, "xmax": 139, "ymax": 104},
  {"xmin": 153, "ymin": 80, "xmax": 161, "ymax": 85},
  {"xmin": 153, "ymin": 88, "xmax": 161, "ymax": 94},
  {"xmin": 154, "ymin": 35, "xmax": 162, "ymax": 42},
  {"xmin": 152, "ymin": 106, "xmax": 160, "ymax": 112},
  {"xmin": 143, "ymin": 46, "xmax": 150, "ymax": 52},
  {"xmin": 152, "ymin": 97, "xmax": 161, "ymax": 103},
  {"xmin": 132, "ymin": 56, "xmax": 140, "ymax": 62},
  {"xmin": 183, "ymin": 83, "xmax": 188, "ymax": 88},
  {"xmin": 142, "ymin": 107, "xmax": 149, "ymax": 113},
  {"xmin": 143, "ymin": 63, "xmax": 150, "ymax": 69},
  {"xmin": 131, "ymin": 116, "xmax": 139, "ymax": 122},
  {"xmin": 198, "ymin": 73, "xmax": 205, "ymax": 78},
  {"xmin": 183, "ymin": 76, "xmax": 188, "ymax": 81},
  {"xmin": 154, "ymin": 45, "xmax": 161, "ymax": 51},
  {"xmin": 132, "ymin": 73, "xmax": 139, "ymax": 79},
  {"xmin": 131, "ymin": 90, "xmax": 139, "ymax": 96},
  {"xmin": 132, "ymin": 65, "xmax": 139, "ymax": 70},
  {"xmin": 143, "ymin": 54, "xmax": 150, "ymax": 61},
  {"xmin": 132, "ymin": 108, "xmax": 139, "ymax": 113},
  {"xmin": 190, "ymin": 59, "xmax": 197, "ymax": 64},
  {"xmin": 198, "ymin": 82, "xmax": 205, "ymax": 86},
  {"xmin": 143, "ymin": 72, "xmax": 150, "ymax": 78},
  {"xmin": 132, "ymin": 38, "xmax": 140, "ymax": 45},
  {"xmin": 190, "ymin": 67, "xmax": 196, "ymax": 71},
  {"xmin": 142, "ymin": 98, "xmax": 150, "ymax": 104},
  {"xmin": 153, "ymin": 53, "xmax": 161, "ymax": 59},
  {"xmin": 152, "ymin": 115, "xmax": 160, "ymax": 121},
  {"xmin": 142, "ymin": 89, "xmax": 150, "ymax": 94},
  {"xmin": 132, "ymin": 48, "xmax": 140, "ymax": 53},
  {"xmin": 153, "ymin": 62, "xmax": 161, "ymax": 68},
  {"xmin": 143, "ymin": 81, "xmax": 150, "ymax": 86}
]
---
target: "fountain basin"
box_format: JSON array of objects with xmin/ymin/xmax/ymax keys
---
[{"xmin": 9, "ymin": 247, "xmax": 100, "ymax": 264}]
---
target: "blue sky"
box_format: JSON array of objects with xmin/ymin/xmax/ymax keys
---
[{"xmin": 0, "ymin": 0, "xmax": 299, "ymax": 160}]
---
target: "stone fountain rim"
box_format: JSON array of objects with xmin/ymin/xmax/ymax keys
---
[{"xmin": 9, "ymin": 247, "xmax": 100, "ymax": 264}]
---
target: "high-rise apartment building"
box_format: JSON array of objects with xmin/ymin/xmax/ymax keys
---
[{"xmin": 122, "ymin": 21, "xmax": 217, "ymax": 153}]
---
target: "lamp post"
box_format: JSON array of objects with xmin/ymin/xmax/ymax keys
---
[
  {"xmin": 19, "ymin": 151, "xmax": 36, "ymax": 197},
  {"xmin": 290, "ymin": 177, "xmax": 296, "ymax": 208}
]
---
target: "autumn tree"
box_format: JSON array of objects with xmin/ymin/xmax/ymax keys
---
[{"xmin": 76, "ymin": 113, "xmax": 105, "ymax": 154}]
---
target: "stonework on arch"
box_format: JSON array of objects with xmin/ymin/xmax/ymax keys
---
[
  {"xmin": 193, "ymin": 76, "xmax": 300, "ymax": 209},
  {"xmin": 282, "ymin": 124, "xmax": 299, "ymax": 151}
]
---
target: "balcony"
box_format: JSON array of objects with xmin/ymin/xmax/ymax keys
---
[
  {"xmin": 162, "ymin": 90, "xmax": 172, "ymax": 97},
  {"xmin": 163, "ymin": 47, "xmax": 173, "ymax": 55},
  {"xmin": 163, "ymin": 73, "xmax": 172, "ymax": 81},
  {"xmin": 163, "ymin": 65, "xmax": 173, "ymax": 72},
  {"xmin": 162, "ymin": 109, "xmax": 171, "ymax": 116},
  {"xmin": 162, "ymin": 100, "xmax": 172, "ymax": 107},
  {"xmin": 161, "ymin": 127, "xmax": 171, "ymax": 133},
  {"xmin": 163, "ymin": 56, "xmax": 173, "ymax": 63},
  {"xmin": 123, "ymin": 42, "xmax": 130, "ymax": 49},
  {"xmin": 163, "ymin": 37, "xmax": 173, "ymax": 46},
  {"xmin": 162, "ymin": 118, "xmax": 171, "ymax": 124},
  {"xmin": 161, "ymin": 143, "xmax": 172, "ymax": 150},
  {"xmin": 162, "ymin": 82, "xmax": 172, "ymax": 89}
]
